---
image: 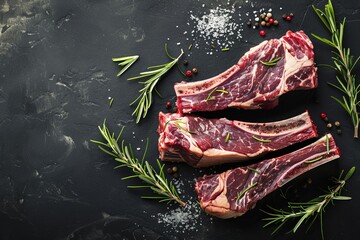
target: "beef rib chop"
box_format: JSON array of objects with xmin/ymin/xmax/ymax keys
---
[
  {"xmin": 158, "ymin": 111, "xmax": 317, "ymax": 167},
  {"xmin": 195, "ymin": 134, "xmax": 340, "ymax": 218},
  {"xmin": 175, "ymin": 30, "xmax": 317, "ymax": 114}
]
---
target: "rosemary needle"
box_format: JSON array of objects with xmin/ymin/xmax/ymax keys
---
[
  {"xmin": 112, "ymin": 55, "xmax": 139, "ymax": 77},
  {"xmin": 128, "ymin": 45, "xmax": 184, "ymax": 123},
  {"xmin": 313, "ymin": 0, "xmax": 360, "ymax": 138},
  {"xmin": 91, "ymin": 121, "xmax": 185, "ymax": 206}
]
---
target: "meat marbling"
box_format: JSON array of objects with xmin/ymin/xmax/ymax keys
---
[
  {"xmin": 175, "ymin": 30, "xmax": 317, "ymax": 114},
  {"xmin": 195, "ymin": 134, "xmax": 340, "ymax": 219},
  {"xmin": 157, "ymin": 111, "xmax": 318, "ymax": 167}
]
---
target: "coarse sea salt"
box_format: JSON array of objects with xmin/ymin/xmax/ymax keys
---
[
  {"xmin": 151, "ymin": 178, "xmax": 211, "ymax": 235},
  {"xmin": 187, "ymin": 5, "xmax": 244, "ymax": 54}
]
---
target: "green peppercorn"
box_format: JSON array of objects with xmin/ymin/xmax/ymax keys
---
[
  {"xmin": 167, "ymin": 167, "xmax": 173, "ymax": 174},
  {"xmin": 260, "ymin": 13, "xmax": 266, "ymax": 19},
  {"xmin": 334, "ymin": 121, "xmax": 340, "ymax": 127},
  {"xmin": 327, "ymin": 123, "xmax": 332, "ymax": 129},
  {"xmin": 266, "ymin": 13, "xmax": 272, "ymax": 18},
  {"xmin": 172, "ymin": 166, "xmax": 178, "ymax": 173},
  {"xmin": 265, "ymin": 17, "xmax": 269, "ymax": 22}
]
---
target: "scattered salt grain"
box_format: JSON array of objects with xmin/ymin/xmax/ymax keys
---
[{"xmin": 136, "ymin": 147, "xmax": 141, "ymax": 151}]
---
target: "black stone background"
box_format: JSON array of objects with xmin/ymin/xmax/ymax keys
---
[{"xmin": 0, "ymin": 0, "xmax": 360, "ymax": 239}]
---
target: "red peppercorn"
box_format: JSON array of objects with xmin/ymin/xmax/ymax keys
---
[
  {"xmin": 186, "ymin": 70, "xmax": 192, "ymax": 77},
  {"xmin": 259, "ymin": 30, "xmax": 266, "ymax": 37},
  {"xmin": 166, "ymin": 101, "xmax": 171, "ymax": 108},
  {"xmin": 286, "ymin": 16, "xmax": 292, "ymax": 21},
  {"xmin": 320, "ymin": 113, "xmax": 326, "ymax": 119},
  {"xmin": 269, "ymin": 18, "xmax": 274, "ymax": 24}
]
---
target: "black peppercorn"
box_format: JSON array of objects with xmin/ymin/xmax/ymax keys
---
[
  {"xmin": 167, "ymin": 168, "xmax": 173, "ymax": 174},
  {"xmin": 282, "ymin": 14, "xmax": 287, "ymax": 19},
  {"xmin": 323, "ymin": 116, "xmax": 329, "ymax": 122},
  {"xmin": 173, "ymin": 173, "xmax": 179, "ymax": 178},
  {"xmin": 183, "ymin": 60, "xmax": 188, "ymax": 66},
  {"xmin": 254, "ymin": 22, "xmax": 259, "ymax": 28},
  {"xmin": 336, "ymin": 129, "xmax": 342, "ymax": 135},
  {"xmin": 172, "ymin": 106, "xmax": 178, "ymax": 113},
  {"xmin": 247, "ymin": 21, "xmax": 252, "ymax": 27}
]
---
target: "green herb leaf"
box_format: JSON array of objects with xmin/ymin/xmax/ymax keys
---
[
  {"xmin": 305, "ymin": 156, "xmax": 324, "ymax": 163},
  {"xmin": 252, "ymin": 135, "xmax": 272, "ymax": 143},
  {"xmin": 225, "ymin": 132, "xmax": 231, "ymax": 143},
  {"xmin": 206, "ymin": 87, "xmax": 229, "ymax": 101},
  {"xmin": 247, "ymin": 167, "xmax": 260, "ymax": 174},
  {"xmin": 112, "ymin": 55, "xmax": 139, "ymax": 77},
  {"xmin": 236, "ymin": 182, "xmax": 258, "ymax": 203},
  {"xmin": 260, "ymin": 57, "xmax": 282, "ymax": 66}
]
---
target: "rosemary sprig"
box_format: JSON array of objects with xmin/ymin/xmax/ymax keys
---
[
  {"xmin": 312, "ymin": 0, "xmax": 360, "ymax": 138},
  {"xmin": 260, "ymin": 57, "xmax": 282, "ymax": 66},
  {"xmin": 236, "ymin": 182, "xmax": 258, "ymax": 203},
  {"xmin": 91, "ymin": 121, "xmax": 186, "ymax": 206},
  {"xmin": 262, "ymin": 166, "xmax": 356, "ymax": 239},
  {"xmin": 252, "ymin": 135, "xmax": 272, "ymax": 143},
  {"xmin": 128, "ymin": 45, "xmax": 184, "ymax": 123},
  {"xmin": 305, "ymin": 156, "xmax": 324, "ymax": 164},
  {"xmin": 112, "ymin": 55, "xmax": 139, "ymax": 77}
]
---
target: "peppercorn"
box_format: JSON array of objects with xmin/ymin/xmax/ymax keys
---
[
  {"xmin": 186, "ymin": 70, "xmax": 192, "ymax": 77},
  {"xmin": 167, "ymin": 168, "xmax": 173, "ymax": 174},
  {"xmin": 265, "ymin": 16, "xmax": 269, "ymax": 22},
  {"xmin": 286, "ymin": 16, "xmax": 292, "ymax": 21},
  {"xmin": 320, "ymin": 113, "xmax": 327, "ymax": 119},
  {"xmin": 269, "ymin": 18, "xmax": 274, "ymax": 24},
  {"xmin": 273, "ymin": 20, "xmax": 279, "ymax": 26},
  {"xmin": 172, "ymin": 166, "xmax": 178, "ymax": 173},
  {"xmin": 336, "ymin": 129, "xmax": 342, "ymax": 135},
  {"xmin": 260, "ymin": 13, "xmax": 266, "ymax": 19},
  {"xmin": 247, "ymin": 21, "xmax": 252, "ymax": 27},
  {"xmin": 173, "ymin": 173, "xmax": 179, "ymax": 178},
  {"xmin": 266, "ymin": 22, "xmax": 271, "ymax": 27},
  {"xmin": 323, "ymin": 116, "xmax": 329, "ymax": 122},
  {"xmin": 192, "ymin": 68, "xmax": 198, "ymax": 74},
  {"xmin": 334, "ymin": 121, "xmax": 340, "ymax": 127},
  {"xmin": 259, "ymin": 30, "xmax": 266, "ymax": 37},
  {"xmin": 172, "ymin": 106, "xmax": 178, "ymax": 113},
  {"xmin": 261, "ymin": 21, "xmax": 266, "ymax": 26},
  {"xmin": 282, "ymin": 14, "xmax": 287, "ymax": 19},
  {"xmin": 183, "ymin": 60, "xmax": 188, "ymax": 66},
  {"xmin": 327, "ymin": 123, "xmax": 332, "ymax": 129},
  {"xmin": 289, "ymin": 12, "xmax": 294, "ymax": 17},
  {"xmin": 266, "ymin": 12, "xmax": 272, "ymax": 18},
  {"xmin": 166, "ymin": 101, "xmax": 171, "ymax": 108},
  {"xmin": 254, "ymin": 22, "xmax": 259, "ymax": 28}
]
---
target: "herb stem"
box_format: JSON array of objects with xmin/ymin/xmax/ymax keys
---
[{"xmin": 91, "ymin": 121, "xmax": 185, "ymax": 206}]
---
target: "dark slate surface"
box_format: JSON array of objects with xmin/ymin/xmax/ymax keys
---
[{"xmin": 0, "ymin": 0, "xmax": 359, "ymax": 239}]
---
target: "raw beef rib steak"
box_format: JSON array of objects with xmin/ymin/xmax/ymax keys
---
[
  {"xmin": 175, "ymin": 30, "xmax": 317, "ymax": 114},
  {"xmin": 195, "ymin": 134, "xmax": 340, "ymax": 219},
  {"xmin": 157, "ymin": 111, "xmax": 317, "ymax": 167}
]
